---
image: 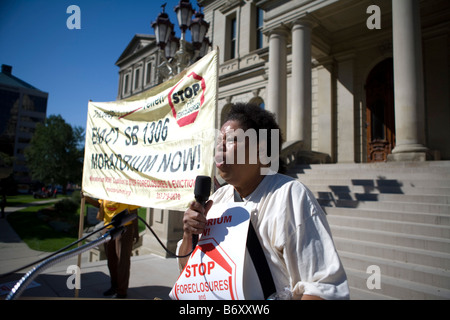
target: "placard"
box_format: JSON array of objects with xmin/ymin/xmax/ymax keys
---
[{"xmin": 170, "ymin": 203, "xmax": 251, "ymax": 300}]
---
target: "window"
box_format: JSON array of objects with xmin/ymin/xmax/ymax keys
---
[
  {"xmin": 134, "ymin": 68, "xmax": 141, "ymax": 91},
  {"xmin": 123, "ymin": 73, "xmax": 130, "ymax": 96},
  {"xmin": 256, "ymin": 7, "xmax": 264, "ymax": 49},
  {"xmin": 145, "ymin": 61, "xmax": 152, "ymax": 86},
  {"xmin": 0, "ymin": 89, "xmax": 20, "ymax": 137},
  {"xmin": 230, "ymin": 17, "xmax": 237, "ymax": 59},
  {"xmin": 22, "ymin": 94, "xmax": 47, "ymax": 113}
]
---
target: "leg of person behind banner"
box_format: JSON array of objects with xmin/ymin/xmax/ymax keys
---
[{"xmin": 75, "ymin": 196, "xmax": 85, "ymax": 298}]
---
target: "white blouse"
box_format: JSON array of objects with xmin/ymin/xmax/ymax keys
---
[{"xmin": 208, "ymin": 173, "xmax": 349, "ymax": 300}]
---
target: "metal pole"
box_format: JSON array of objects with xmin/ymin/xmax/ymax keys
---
[{"xmin": 75, "ymin": 196, "xmax": 85, "ymax": 298}]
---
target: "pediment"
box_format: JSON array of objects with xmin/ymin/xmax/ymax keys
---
[{"xmin": 116, "ymin": 34, "xmax": 156, "ymax": 65}]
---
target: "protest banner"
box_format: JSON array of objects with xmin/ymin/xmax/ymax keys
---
[
  {"xmin": 170, "ymin": 203, "xmax": 264, "ymax": 300},
  {"xmin": 81, "ymin": 49, "xmax": 218, "ymax": 210}
]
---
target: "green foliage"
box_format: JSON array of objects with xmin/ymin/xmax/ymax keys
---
[
  {"xmin": 24, "ymin": 115, "xmax": 85, "ymax": 191},
  {"xmin": 54, "ymin": 197, "xmax": 79, "ymax": 224}
]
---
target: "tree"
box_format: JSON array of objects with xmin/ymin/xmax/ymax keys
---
[{"xmin": 25, "ymin": 115, "xmax": 84, "ymax": 193}]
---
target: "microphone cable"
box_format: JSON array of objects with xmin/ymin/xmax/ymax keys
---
[
  {"xmin": 0, "ymin": 221, "xmax": 114, "ymax": 280},
  {"xmin": 0, "ymin": 214, "xmax": 195, "ymax": 280},
  {"xmin": 137, "ymin": 216, "xmax": 194, "ymax": 258},
  {"xmin": 0, "ymin": 209, "xmax": 137, "ymax": 279},
  {"xmin": 2, "ymin": 177, "xmax": 211, "ymax": 278}
]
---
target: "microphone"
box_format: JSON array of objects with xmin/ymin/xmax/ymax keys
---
[
  {"xmin": 111, "ymin": 209, "xmax": 137, "ymax": 229},
  {"xmin": 192, "ymin": 175, "xmax": 211, "ymax": 250},
  {"xmin": 5, "ymin": 206, "xmax": 138, "ymax": 300}
]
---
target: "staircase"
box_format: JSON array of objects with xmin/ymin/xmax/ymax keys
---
[{"xmin": 288, "ymin": 161, "xmax": 450, "ymax": 300}]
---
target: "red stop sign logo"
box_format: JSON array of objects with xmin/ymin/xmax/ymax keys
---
[{"xmin": 168, "ymin": 72, "xmax": 206, "ymax": 127}]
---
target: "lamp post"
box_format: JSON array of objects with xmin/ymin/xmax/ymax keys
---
[{"xmin": 152, "ymin": 1, "xmax": 210, "ymax": 80}]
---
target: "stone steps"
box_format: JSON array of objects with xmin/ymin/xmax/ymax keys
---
[
  {"xmin": 307, "ymin": 183, "xmax": 450, "ymax": 196},
  {"xmin": 316, "ymin": 192, "xmax": 450, "ymax": 205},
  {"xmin": 340, "ymin": 250, "xmax": 450, "ymax": 292},
  {"xmin": 328, "ymin": 214, "xmax": 450, "ymax": 238},
  {"xmin": 345, "ymin": 267, "xmax": 450, "ymax": 300},
  {"xmin": 288, "ymin": 160, "xmax": 450, "ymax": 299},
  {"xmin": 322, "ymin": 199, "xmax": 450, "ymax": 214},
  {"xmin": 331, "ymin": 224, "xmax": 450, "ymax": 254},
  {"xmin": 297, "ymin": 177, "xmax": 450, "ymax": 189},
  {"xmin": 334, "ymin": 237, "xmax": 450, "ymax": 270},
  {"xmin": 292, "ymin": 161, "xmax": 450, "ymax": 173},
  {"xmin": 324, "ymin": 206, "xmax": 450, "ymax": 226}
]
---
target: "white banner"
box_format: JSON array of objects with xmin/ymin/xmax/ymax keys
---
[{"xmin": 81, "ymin": 50, "xmax": 218, "ymax": 210}]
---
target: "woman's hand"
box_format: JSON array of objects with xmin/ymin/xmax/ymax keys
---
[
  {"xmin": 182, "ymin": 200, "xmax": 213, "ymax": 236},
  {"xmin": 178, "ymin": 199, "xmax": 213, "ymax": 268}
]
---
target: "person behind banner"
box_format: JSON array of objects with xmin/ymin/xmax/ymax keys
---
[
  {"xmin": 177, "ymin": 102, "xmax": 349, "ymax": 300},
  {"xmin": 82, "ymin": 192, "xmax": 140, "ymax": 299}
]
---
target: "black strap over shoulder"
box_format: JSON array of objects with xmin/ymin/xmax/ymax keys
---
[{"xmin": 234, "ymin": 189, "xmax": 276, "ymax": 299}]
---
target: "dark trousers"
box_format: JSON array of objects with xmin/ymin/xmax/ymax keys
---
[{"xmin": 104, "ymin": 224, "xmax": 134, "ymax": 295}]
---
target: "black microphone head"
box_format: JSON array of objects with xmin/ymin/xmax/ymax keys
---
[
  {"xmin": 111, "ymin": 209, "xmax": 137, "ymax": 228},
  {"xmin": 194, "ymin": 175, "xmax": 211, "ymax": 203}
]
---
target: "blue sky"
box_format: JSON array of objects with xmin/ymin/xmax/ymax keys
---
[{"xmin": 0, "ymin": 0, "xmax": 192, "ymax": 130}]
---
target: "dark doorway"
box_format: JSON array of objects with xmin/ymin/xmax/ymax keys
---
[{"xmin": 365, "ymin": 58, "xmax": 395, "ymax": 162}]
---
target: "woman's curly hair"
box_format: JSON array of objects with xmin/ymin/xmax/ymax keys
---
[{"xmin": 224, "ymin": 102, "xmax": 286, "ymax": 173}]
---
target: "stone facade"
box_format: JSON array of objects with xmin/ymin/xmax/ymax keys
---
[
  {"xmin": 201, "ymin": 0, "xmax": 450, "ymax": 163},
  {"xmin": 115, "ymin": 0, "xmax": 450, "ymax": 256}
]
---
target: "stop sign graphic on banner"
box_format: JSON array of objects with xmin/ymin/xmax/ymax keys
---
[{"xmin": 170, "ymin": 203, "xmax": 253, "ymax": 300}]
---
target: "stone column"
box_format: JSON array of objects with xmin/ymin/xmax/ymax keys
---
[
  {"xmin": 267, "ymin": 27, "xmax": 288, "ymax": 136},
  {"xmin": 389, "ymin": 0, "xmax": 429, "ymax": 161},
  {"xmin": 316, "ymin": 59, "xmax": 334, "ymax": 161},
  {"xmin": 142, "ymin": 208, "xmax": 183, "ymax": 257},
  {"xmin": 336, "ymin": 53, "xmax": 355, "ymax": 163},
  {"xmin": 289, "ymin": 19, "xmax": 313, "ymax": 149}
]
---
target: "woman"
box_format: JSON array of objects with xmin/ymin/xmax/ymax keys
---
[{"xmin": 177, "ymin": 103, "xmax": 349, "ymax": 300}]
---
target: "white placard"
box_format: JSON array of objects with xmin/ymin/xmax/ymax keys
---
[{"xmin": 170, "ymin": 203, "xmax": 251, "ymax": 300}]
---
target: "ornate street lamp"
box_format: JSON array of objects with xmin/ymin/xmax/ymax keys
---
[
  {"xmin": 165, "ymin": 32, "xmax": 180, "ymax": 59},
  {"xmin": 151, "ymin": 3, "xmax": 174, "ymax": 50},
  {"xmin": 175, "ymin": 0, "xmax": 194, "ymax": 33},
  {"xmin": 199, "ymin": 36, "xmax": 211, "ymax": 58},
  {"xmin": 152, "ymin": 1, "xmax": 211, "ymax": 80},
  {"xmin": 190, "ymin": 7, "xmax": 210, "ymax": 50}
]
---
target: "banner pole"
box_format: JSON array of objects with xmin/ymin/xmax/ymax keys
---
[
  {"xmin": 75, "ymin": 196, "xmax": 86, "ymax": 298},
  {"xmin": 213, "ymin": 46, "xmax": 220, "ymax": 183}
]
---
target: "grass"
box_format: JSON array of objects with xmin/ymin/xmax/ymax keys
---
[
  {"xmin": 6, "ymin": 195, "xmax": 148, "ymax": 252},
  {"xmin": 7, "ymin": 200, "xmax": 78, "ymax": 252},
  {"xmin": 6, "ymin": 194, "xmax": 66, "ymax": 207}
]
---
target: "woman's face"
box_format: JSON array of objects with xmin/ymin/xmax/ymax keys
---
[{"xmin": 215, "ymin": 120, "xmax": 261, "ymax": 187}]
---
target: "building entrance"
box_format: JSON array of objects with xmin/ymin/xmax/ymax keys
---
[{"xmin": 365, "ymin": 58, "xmax": 396, "ymax": 162}]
